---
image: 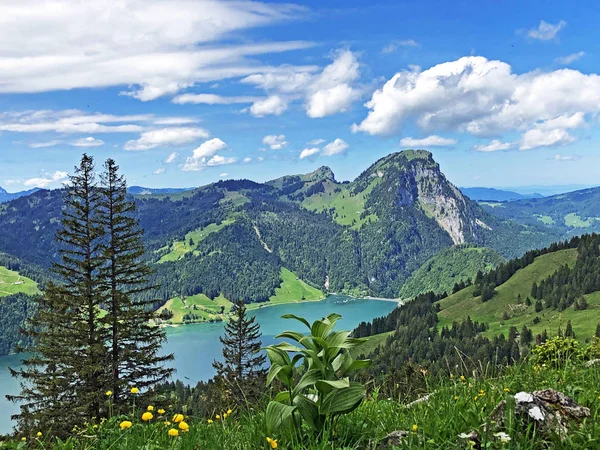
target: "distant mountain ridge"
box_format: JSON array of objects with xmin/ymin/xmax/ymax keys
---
[
  {"xmin": 0, "ymin": 150, "xmax": 563, "ymax": 304},
  {"xmin": 460, "ymin": 187, "xmax": 543, "ymax": 202},
  {"xmin": 0, "ymin": 186, "xmax": 41, "ymax": 203},
  {"xmin": 480, "ymin": 185, "xmax": 600, "ymax": 237},
  {"xmin": 127, "ymin": 186, "xmax": 194, "ymax": 195}
]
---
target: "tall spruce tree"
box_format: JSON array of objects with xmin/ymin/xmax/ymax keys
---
[
  {"xmin": 9, "ymin": 154, "xmax": 107, "ymax": 434},
  {"xmin": 98, "ymin": 159, "xmax": 173, "ymax": 407},
  {"xmin": 212, "ymin": 299, "xmax": 266, "ymax": 405}
]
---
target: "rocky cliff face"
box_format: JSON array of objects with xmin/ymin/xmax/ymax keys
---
[{"xmin": 361, "ymin": 150, "xmax": 487, "ymax": 246}]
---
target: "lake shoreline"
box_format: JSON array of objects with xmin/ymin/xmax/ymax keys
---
[{"xmin": 158, "ymin": 293, "xmax": 401, "ymax": 328}]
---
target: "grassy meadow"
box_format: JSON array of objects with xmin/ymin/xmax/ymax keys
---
[
  {"xmin": 5, "ymin": 362, "xmax": 599, "ymax": 449},
  {"xmin": 0, "ymin": 266, "xmax": 39, "ymax": 297},
  {"xmin": 156, "ymin": 268, "xmax": 325, "ymax": 324},
  {"xmin": 436, "ymin": 249, "xmax": 598, "ymax": 338}
]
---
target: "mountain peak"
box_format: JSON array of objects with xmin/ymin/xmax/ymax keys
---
[
  {"xmin": 0, "ymin": 186, "xmax": 7, "ymax": 195},
  {"xmin": 307, "ymin": 166, "xmax": 335, "ymax": 182}
]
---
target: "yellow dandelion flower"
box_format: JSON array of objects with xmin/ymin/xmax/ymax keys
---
[
  {"xmin": 147, "ymin": 405, "xmax": 154, "ymax": 411},
  {"xmin": 21, "ymin": 437, "xmax": 26, "ymax": 442},
  {"xmin": 454, "ymin": 395, "xmax": 459, "ymax": 401},
  {"xmin": 130, "ymin": 387, "xmax": 139, "ymax": 394},
  {"xmin": 412, "ymin": 424, "xmax": 418, "ymax": 432},
  {"xmin": 105, "ymin": 391, "xmax": 113, "ymax": 397},
  {"xmin": 36, "ymin": 431, "xmax": 42, "ymax": 437},
  {"xmin": 178, "ymin": 421, "xmax": 189, "ymax": 432},
  {"xmin": 460, "ymin": 375, "xmax": 466, "ymax": 382},
  {"xmin": 168, "ymin": 428, "xmax": 179, "ymax": 437},
  {"xmin": 223, "ymin": 413, "xmax": 228, "ymax": 419},
  {"xmin": 207, "ymin": 419, "xmax": 213, "ymax": 424},
  {"xmin": 119, "ymin": 420, "xmax": 132, "ymax": 430},
  {"xmin": 266, "ymin": 437, "xmax": 278, "ymax": 449},
  {"xmin": 158, "ymin": 408, "xmax": 165, "ymax": 415},
  {"xmin": 504, "ymin": 388, "xmax": 511, "ymax": 393},
  {"xmin": 172, "ymin": 413, "xmax": 184, "ymax": 423},
  {"xmin": 141, "ymin": 412, "xmax": 153, "ymax": 421},
  {"xmin": 215, "ymin": 414, "xmax": 221, "ymax": 420},
  {"xmin": 227, "ymin": 409, "xmax": 232, "ymax": 414}
]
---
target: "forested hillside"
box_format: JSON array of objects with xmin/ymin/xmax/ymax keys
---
[
  {"xmin": 0, "ymin": 150, "xmax": 565, "ymax": 309},
  {"xmin": 398, "ymin": 244, "xmax": 504, "ymax": 299},
  {"xmin": 481, "ymin": 186, "xmax": 600, "ymax": 237}
]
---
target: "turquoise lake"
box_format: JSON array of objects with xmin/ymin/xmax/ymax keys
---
[{"xmin": 0, "ymin": 295, "xmax": 397, "ymax": 434}]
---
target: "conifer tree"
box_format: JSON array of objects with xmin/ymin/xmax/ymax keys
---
[
  {"xmin": 596, "ymin": 323, "xmax": 600, "ymax": 338},
  {"xmin": 565, "ymin": 320, "xmax": 575, "ymax": 338},
  {"xmin": 9, "ymin": 154, "xmax": 106, "ymax": 434},
  {"xmin": 98, "ymin": 159, "xmax": 173, "ymax": 407},
  {"xmin": 213, "ymin": 299, "xmax": 266, "ymax": 405}
]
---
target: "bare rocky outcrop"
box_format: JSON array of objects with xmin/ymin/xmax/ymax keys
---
[{"xmin": 514, "ymin": 389, "xmax": 590, "ymax": 439}]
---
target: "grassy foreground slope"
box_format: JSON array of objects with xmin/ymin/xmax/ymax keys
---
[
  {"xmin": 0, "ymin": 266, "xmax": 39, "ymax": 297},
  {"xmin": 5, "ymin": 362, "xmax": 599, "ymax": 449},
  {"xmin": 437, "ymin": 248, "xmax": 597, "ymax": 338}
]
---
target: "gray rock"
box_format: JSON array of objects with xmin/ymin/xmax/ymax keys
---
[
  {"xmin": 514, "ymin": 389, "xmax": 590, "ymax": 439},
  {"xmin": 377, "ymin": 430, "xmax": 409, "ymax": 449}
]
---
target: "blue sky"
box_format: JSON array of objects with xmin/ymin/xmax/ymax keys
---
[{"xmin": 1, "ymin": 0, "xmax": 600, "ymax": 192}]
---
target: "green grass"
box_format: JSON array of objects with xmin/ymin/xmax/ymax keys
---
[
  {"xmin": 220, "ymin": 191, "xmax": 250, "ymax": 207},
  {"xmin": 8, "ymin": 362, "xmax": 600, "ymax": 449},
  {"xmin": 438, "ymin": 249, "xmax": 593, "ymax": 338},
  {"xmin": 157, "ymin": 269, "xmax": 324, "ymax": 323},
  {"xmin": 158, "ymin": 219, "xmax": 235, "ymax": 263},
  {"xmin": 564, "ymin": 213, "xmax": 592, "ymax": 228},
  {"xmin": 0, "ymin": 266, "xmax": 39, "ymax": 297},
  {"xmin": 156, "ymin": 293, "xmax": 233, "ymax": 324},
  {"xmin": 351, "ymin": 331, "xmax": 393, "ymax": 358},
  {"xmin": 536, "ymin": 215, "xmax": 555, "ymax": 225},
  {"xmin": 247, "ymin": 268, "xmax": 325, "ymax": 310},
  {"xmin": 302, "ymin": 180, "xmax": 379, "ymax": 228}
]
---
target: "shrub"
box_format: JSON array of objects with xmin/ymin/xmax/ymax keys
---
[
  {"xmin": 264, "ymin": 313, "xmax": 371, "ymax": 440},
  {"xmin": 531, "ymin": 336, "xmax": 588, "ymax": 369}
]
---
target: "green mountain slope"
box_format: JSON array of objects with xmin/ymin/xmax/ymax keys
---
[
  {"xmin": 435, "ymin": 232, "xmax": 600, "ymax": 342},
  {"xmin": 481, "ymin": 186, "xmax": 600, "ymax": 237},
  {"xmin": 0, "ymin": 150, "xmax": 560, "ymax": 305},
  {"xmin": 399, "ymin": 245, "xmax": 504, "ymax": 299}
]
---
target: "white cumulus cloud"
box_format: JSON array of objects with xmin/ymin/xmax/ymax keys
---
[
  {"xmin": 322, "ymin": 138, "xmax": 349, "ymax": 156},
  {"xmin": 399, "ymin": 135, "xmax": 456, "ymax": 147},
  {"xmin": 262, "ymin": 134, "xmax": 288, "ymax": 150},
  {"xmin": 124, "ymin": 127, "xmax": 209, "ymax": 151},
  {"xmin": 353, "ymin": 56, "xmax": 600, "ymax": 150},
  {"xmin": 306, "ymin": 50, "xmax": 361, "ymax": 118},
  {"xmin": 182, "ymin": 138, "xmax": 236, "ymax": 171},
  {"xmin": 154, "ymin": 168, "xmax": 165, "ymax": 174},
  {"xmin": 249, "ymin": 95, "xmax": 288, "ymax": 117},
  {"xmin": 299, "ymin": 147, "xmax": 320, "ymax": 159},
  {"xmin": 23, "ymin": 170, "xmax": 68, "ymax": 188},
  {"xmin": 241, "ymin": 50, "xmax": 361, "ymax": 119}
]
